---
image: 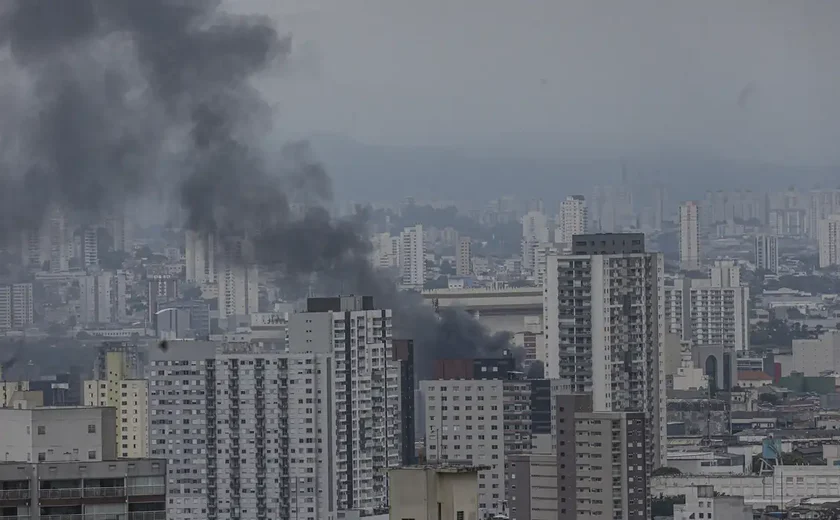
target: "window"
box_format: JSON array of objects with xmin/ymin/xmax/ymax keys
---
[
  {"xmin": 88, "ymin": 450, "xmax": 97, "ymax": 460},
  {"xmin": 38, "ymin": 452, "xmax": 46, "ymax": 462},
  {"xmin": 37, "ymin": 426, "xmax": 46, "ymax": 435},
  {"xmin": 88, "ymin": 424, "xmax": 97, "ymax": 433}
]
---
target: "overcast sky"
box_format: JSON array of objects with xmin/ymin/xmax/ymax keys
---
[{"xmin": 234, "ymin": 0, "xmax": 840, "ymax": 167}]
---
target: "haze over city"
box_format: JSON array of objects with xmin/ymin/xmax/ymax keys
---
[{"xmin": 0, "ymin": 2, "xmax": 839, "ymax": 520}]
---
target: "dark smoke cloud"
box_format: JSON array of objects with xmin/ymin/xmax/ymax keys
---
[{"xmin": 0, "ymin": 0, "xmax": 514, "ymax": 376}]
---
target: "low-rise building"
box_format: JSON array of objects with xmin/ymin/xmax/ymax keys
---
[
  {"xmin": 387, "ymin": 466, "xmax": 481, "ymax": 520},
  {"xmin": 0, "ymin": 459, "xmax": 166, "ymax": 520},
  {"xmin": 674, "ymin": 485, "xmax": 751, "ymax": 520}
]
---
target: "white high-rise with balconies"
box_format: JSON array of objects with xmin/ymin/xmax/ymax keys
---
[
  {"xmin": 556, "ymin": 195, "xmax": 587, "ymax": 245},
  {"xmin": 810, "ymin": 189, "xmax": 840, "ymax": 239},
  {"xmin": 522, "ymin": 211, "xmax": 549, "ymax": 270},
  {"xmin": 217, "ymin": 237, "xmax": 259, "ymax": 317},
  {"xmin": 185, "ymin": 230, "xmax": 217, "ymax": 284},
  {"xmin": 679, "ymin": 201, "xmax": 701, "ymax": 271},
  {"xmin": 456, "ymin": 235, "xmax": 472, "ymax": 276},
  {"xmin": 287, "ymin": 296, "xmax": 402, "ymax": 515},
  {"xmin": 400, "ymin": 225, "xmax": 425, "ymax": 287},
  {"xmin": 664, "ymin": 261, "xmax": 750, "ymax": 351},
  {"xmin": 755, "ymin": 234, "xmax": 779, "ymax": 274},
  {"xmin": 544, "ymin": 233, "xmax": 666, "ymax": 468},
  {"xmin": 819, "ymin": 214, "xmax": 840, "ymax": 269}
]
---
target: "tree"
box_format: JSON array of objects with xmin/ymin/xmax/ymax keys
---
[
  {"xmin": 652, "ymin": 495, "xmax": 685, "ymax": 517},
  {"xmin": 440, "ymin": 259, "xmax": 455, "ymax": 275},
  {"xmin": 182, "ymin": 286, "xmax": 203, "ymax": 300}
]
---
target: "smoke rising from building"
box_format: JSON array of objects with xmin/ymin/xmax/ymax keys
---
[{"xmin": 0, "ymin": 0, "xmax": 513, "ymax": 375}]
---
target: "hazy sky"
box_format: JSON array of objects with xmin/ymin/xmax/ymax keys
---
[{"xmin": 236, "ymin": 0, "xmax": 840, "ymax": 167}]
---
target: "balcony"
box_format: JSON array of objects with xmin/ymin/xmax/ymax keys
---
[
  {"xmin": 0, "ymin": 489, "xmax": 30, "ymax": 500},
  {"xmin": 128, "ymin": 512, "xmax": 166, "ymax": 520},
  {"xmin": 127, "ymin": 485, "xmax": 166, "ymax": 496},
  {"xmin": 83, "ymin": 486, "xmax": 126, "ymax": 498},
  {"xmin": 39, "ymin": 488, "xmax": 84, "ymax": 499}
]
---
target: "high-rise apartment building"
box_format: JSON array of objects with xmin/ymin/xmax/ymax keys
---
[
  {"xmin": 809, "ymin": 189, "xmax": 840, "ymax": 239},
  {"xmin": 422, "ymin": 356, "xmax": 566, "ymax": 518},
  {"xmin": 371, "ymin": 232, "xmax": 400, "ymax": 269},
  {"xmin": 150, "ymin": 297, "xmax": 406, "ymax": 520},
  {"xmin": 107, "ymin": 212, "xmax": 133, "ymax": 253},
  {"xmin": 555, "ymin": 394, "xmax": 649, "ymax": 520},
  {"xmin": 47, "ymin": 209, "xmax": 69, "ymax": 272},
  {"xmin": 556, "ymin": 195, "xmax": 587, "ymax": 245},
  {"xmin": 84, "ymin": 350, "xmax": 149, "ymax": 459},
  {"xmin": 149, "ymin": 341, "xmax": 217, "ymax": 520},
  {"xmin": 0, "ymin": 283, "xmax": 34, "ymax": 330},
  {"xmin": 288, "ymin": 296, "xmax": 402, "ymax": 514},
  {"xmin": 79, "ymin": 272, "xmax": 126, "ymax": 325},
  {"xmin": 456, "ymin": 235, "xmax": 472, "ymax": 276},
  {"xmin": 754, "ymin": 234, "xmax": 779, "ymax": 274},
  {"xmin": 679, "ymin": 201, "xmax": 701, "ymax": 271},
  {"xmin": 544, "ymin": 233, "xmax": 666, "ymax": 468},
  {"xmin": 522, "ymin": 211, "xmax": 549, "ymax": 271},
  {"xmin": 217, "ymin": 237, "xmax": 259, "ymax": 317},
  {"xmin": 147, "ymin": 275, "xmax": 180, "ymax": 327},
  {"xmin": 400, "ymin": 224, "xmax": 425, "ymax": 287},
  {"xmin": 83, "ymin": 227, "xmax": 99, "ymax": 269},
  {"xmin": 819, "ymin": 214, "xmax": 840, "ymax": 269},
  {"xmin": 664, "ymin": 262, "xmax": 750, "ymax": 351},
  {"xmin": 185, "ymin": 230, "xmax": 217, "ymax": 284}
]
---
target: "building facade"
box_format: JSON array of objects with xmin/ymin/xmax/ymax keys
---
[
  {"xmin": 556, "ymin": 195, "xmax": 587, "ymax": 246},
  {"xmin": 456, "ymin": 236, "xmax": 472, "ymax": 277},
  {"xmin": 754, "ymin": 234, "xmax": 779, "ymax": 274},
  {"xmin": 556, "ymin": 394, "xmax": 649, "ymax": 520},
  {"xmin": 819, "ymin": 214, "xmax": 840, "ymax": 269},
  {"xmin": 679, "ymin": 201, "xmax": 701, "ymax": 271},
  {"xmin": 400, "ymin": 225, "xmax": 425, "ymax": 287},
  {"xmin": 544, "ymin": 233, "xmax": 666, "ymax": 468}
]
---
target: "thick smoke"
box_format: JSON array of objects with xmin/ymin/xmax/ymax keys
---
[{"xmin": 0, "ymin": 0, "xmax": 514, "ymax": 376}]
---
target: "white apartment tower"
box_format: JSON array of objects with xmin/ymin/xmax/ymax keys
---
[
  {"xmin": 287, "ymin": 296, "xmax": 403, "ymax": 515},
  {"xmin": 149, "ymin": 341, "xmax": 217, "ymax": 520},
  {"xmin": 48, "ymin": 209, "xmax": 69, "ymax": 272},
  {"xmin": 456, "ymin": 235, "xmax": 472, "ymax": 276},
  {"xmin": 544, "ymin": 233, "xmax": 666, "ymax": 468},
  {"xmin": 371, "ymin": 232, "xmax": 400, "ymax": 269},
  {"xmin": 185, "ymin": 230, "xmax": 217, "ymax": 284},
  {"xmin": 556, "ymin": 195, "xmax": 587, "ymax": 245},
  {"xmin": 819, "ymin": 214, "xmax": 840, "ymax": 269},
  {"xmin": 755, "ymin": 234, "xmax": 779, "ymax": 274},
  {"xmin": 78, "ymin": 272, "xmax": 126, "ymax": 325},
  {"xmin": 83, "ymin": 227, "xmax": 99, "ymax": 269},
  {"xmin": 0, "ymin": 283, "xmax": 34, "ymax": 331},
  {"xmin": 217, "ymin": 237, "xmax": 259, "ymax": 317},
  {"xmin": 809, "ymin": 189, "xmax": 840, "ymax": 239},
  {"xmin": 679, "ymin": 201, "xmax": 701, "ymax": 271},
  {"xmin": 521, "ymin": 211, "xmax": 549, "ymax": 270},
  {"xmin": 664, "ymin": 261, "xmax": 750, "ymax": 351},
  {"xmin": 400, "ymin": 225, "xmax": 425, "ymax": 287}
]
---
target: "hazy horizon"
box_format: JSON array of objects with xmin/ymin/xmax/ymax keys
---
[{"xmin": 232, "ymin": 0, "xmax": 840, "ymax": 169}]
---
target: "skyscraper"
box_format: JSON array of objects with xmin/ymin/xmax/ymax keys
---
[
  {"xmin": 456, "ymin": 235, "xmax": 472, "ymax": 276},
  {"xmin": 0, "ymin": 283, "xmax": 33, "ymax": 331},
  {"xmin": 217, "ymin": 237, "xmax": 259, "ymax": 317},
  {"xmin": 185, "ymin": 230, "xmax": 216, "ymax": 284},
  {"xmin": 400, "ymin": 224, "xmax": 425, "ymax": 287},
  {"xmin": 820, "ymin": 214, "xmax": 840, "ymax": 269},
  {"xmin": 544, "ymin": 233, "xmax": 666, "ymax": 468},
  {"xmin": 809, "ymin": 189, "xmax": 840, "ymax": 239},
  {"xmin": 754, "ymin": 234, "xmax": 779, "ymax": 274},
  {"xmin": 83, "ymin": 226, "xmax": 99, "ymax": 269},
  {"xmin": 556, "ymin": 195, "xmax": 587, "ymax": 245},
  {"xmin": 679, "ymin": 201, "xmax": 701, "ymax": 271},
  {"xmin": 521, "ymin": 211, "xmax": 549, "ymax": 270}
]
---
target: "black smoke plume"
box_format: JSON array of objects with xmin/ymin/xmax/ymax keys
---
[{"xmin": 0, "ymin": 0, "xmax": 514, "ymax": 376}]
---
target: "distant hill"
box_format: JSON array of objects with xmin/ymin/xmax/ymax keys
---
[{"xmin": 306, "ymin": 134, "xmax": 839, "ymax": 204}]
